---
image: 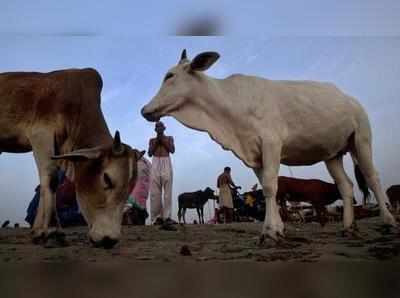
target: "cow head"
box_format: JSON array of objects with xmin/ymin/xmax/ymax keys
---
[
  {"xmin": 141, "ymin": 49, "xmax": 220, "ymax": 122},
  {"xmin": 52, "ymin": 131, "xmax": 145, "ymax": 249},
  {"xmin": 204, "ymin": 187, "xmax": 217, "ymax": 199}
]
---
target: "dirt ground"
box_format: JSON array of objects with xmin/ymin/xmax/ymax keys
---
[{"xmin": 1, "ymin": 216, "xmax": 400, "ymax": 263}]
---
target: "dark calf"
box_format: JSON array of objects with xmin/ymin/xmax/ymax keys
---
[{"xmin": 177, "ymin": 187, "xmax": 216, "ymax": 224}]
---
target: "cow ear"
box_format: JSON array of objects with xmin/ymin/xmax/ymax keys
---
[
  {"xmin": 190, "ymin": 51, "xmax": 220, "ymax": 71},
  {"xmin": 51, "ymin": 147, "xmax": 103, "ymax": 161},
  {"xmin": 112, "ymin": 130, "xmax": 125, "ymax": 156}
]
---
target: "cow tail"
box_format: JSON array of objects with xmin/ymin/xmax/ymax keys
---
[{"xmin": 354, "ymin": 163, "xmax": 371, "ymax": 204}]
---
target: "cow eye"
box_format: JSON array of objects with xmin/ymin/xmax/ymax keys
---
[
  {"xmin": 164, "ymin": 72, "xmax": 174, "ymax": 82},
  {"xmin": 103, "ymin": 173, "xmax": 113, "ymax": 190}
]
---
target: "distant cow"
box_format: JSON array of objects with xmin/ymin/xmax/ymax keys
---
[
  {"xmin": 242, "ymin": 177, "xmax": 352, "ymax": 226},
  {"xmin": 178, "ymin": 187, "xmax": 216, "ymax": 224},
  {"xmin": 386, "ymin": 185, "xmax": 400, "ymax": 213},
  {"xmin": 142, "ymin": 49, "xmax": 397, "ymax": 242},
  {"xmin": 0, "ymin": 68, "xmax": 144, "ymax": 248},
  {"xmin": 276, "ymin": 176, "xmax": 352, "ymax": 226}
]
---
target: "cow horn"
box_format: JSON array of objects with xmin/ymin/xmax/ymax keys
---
[
  {"xmin": 112, "ymin": 130, "xmax": 125, "ymax": 155},
  {"xmin": 52, "ymin": 147, "xmax": 103, "ymax": 161},
  {"xmin": 136, "ymin": 150, "xmax": 145, "ymax": 160},
  {"xmin": 179, "ymin": 49, "xmax": 188, "ymax": 63}
]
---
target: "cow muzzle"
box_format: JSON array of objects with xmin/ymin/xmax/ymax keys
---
[
  {"xmin": 90, "ymin": 236, "xmax": 119, "ymax": 249},
  {"xmin": 89, "ymin": 221, "xmax": 121, "ymax": 249},
  {"xmin": 141, "ymin": 106, "xmax": 160, "ymax": 122}
]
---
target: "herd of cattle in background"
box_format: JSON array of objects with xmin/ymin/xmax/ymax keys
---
[
  {"xmin": 10, "ymin": 172, "xmax": 399, "ymax": 230},
  {"xmin": 176, "ymin": 177, "xmax": 400, "ymax": 227},
  {"xmin": 1, "ymin": 49, "xmax": 400, "ymax": 248}
]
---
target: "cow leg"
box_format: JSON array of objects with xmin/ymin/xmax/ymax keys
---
[
  {"xmin": 325, "ymin": 156, "xmax": 357, "ymax": 232},
  {"xmin": 195, "ymin": 208, "xmax": 200, "ymax": 224},
  {"xmin": 182, "ymin": 208, "xmax": 186, "ymax": 224},
  {"xmin": 299, "ymin": 210, "xmax": 305, "ymax": 224},
  {"xmin": 351, "ymin": 136, "xmax": 397, "ymax": 227},
  {"xmin": 199, "ymin": 207, "xmax": 201, "ymax": 224},
  {"xmin": 321, "ymin": 207, "xmax": 328, "ymax": 227},
  {"xmin": 30, "ymin": 135, "xmax": 61, "ymax": 242},
  {"xmin": 253, "ymin": 147, "xmax": 283, "ymax": 243},
  {"xmin": 315, "ymin": 206, "xmax": 323, "ymax": 226},
  {"xmin": 177, "ymin": 206, "xmax": 182, "ymax": 224},
  {"xmin": 199, "ymin": 207, "xmax": 204, "ymax": 224}
]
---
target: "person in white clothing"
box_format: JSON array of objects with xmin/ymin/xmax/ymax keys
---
[{"xmin": 147, "ymin": 121, "xmax": 176, "ymax": 228}]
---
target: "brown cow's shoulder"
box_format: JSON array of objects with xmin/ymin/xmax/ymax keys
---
[{"xmin": 0, "ymin": 67, "xmax": 109, "ymax": 153}]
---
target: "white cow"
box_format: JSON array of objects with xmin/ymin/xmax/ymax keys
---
[{"xmin": 141, "ymin": 50, "xmax": 397, "ymax": 242}]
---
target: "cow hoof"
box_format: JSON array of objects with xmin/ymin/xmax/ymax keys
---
[
  {"xmin": 159, "ymin": 223, "xmax": 177, "ymax": 231},
  {"xmin": 383, "ymin": 213, "xmax": 398, "ymax": 227},
  {"xmin": 341, "ymin": 227, "xmax": 363, "ymax": 239},
  {"xmin": 31, "ymin": 230, "xmax": 47, "ymax": 245},
  {"xmin": 257, "ymin": 234, "xmax": 266, "ymax": 246},
  {"xmin": 378, "ymin": 224, "xmax": 396, "ymax": 235},
  {"xmin": 44, "ymin": 231, "xmax": 68, "ymax": 248},
  {"xmin": 351, "ymin": 222, "xmax": 360, "ymax": 232},
  {"xmin": 258, "ymin": 231, "xmax": 285, "ymax": 246},
  {"xmin": 32, "ymin": 234, "xmax": 46, "ymax": 245}
]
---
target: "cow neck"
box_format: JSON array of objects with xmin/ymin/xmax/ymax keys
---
[
  {"xmin": 170, "ymin": 76, "xmax": 261, "ymax": 168},
  {"xmin": 70, "ymin": 95, "xmax": 113, "ymax": 151},
  {"xmin": 74, "ymin": 122, "xmax": 112, "ymax": 150}
]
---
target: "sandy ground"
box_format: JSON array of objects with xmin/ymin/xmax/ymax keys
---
[{"xmin": 0, "ymin": 216, "xmax": 400, "ymax": 263}]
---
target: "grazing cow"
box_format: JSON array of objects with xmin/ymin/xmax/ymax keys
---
[
  {"xmin": 177, "ymin": 187, "xmax": 216, "ymax": 224},
  {"xmin": 386, "ymin": 185, "xmax": 400, "ymax": 213},
  {"xmin": 0, "ymin": 68, "xmax": 144, "ymax": 248},
  {"xmin": 141, "ymin": 49, "xmax": 397, "ymax": 242}
]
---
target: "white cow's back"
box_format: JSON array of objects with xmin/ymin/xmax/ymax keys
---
[{"xmin": 216, "ymin": 75, "xmax": 369, "ymax": 165}]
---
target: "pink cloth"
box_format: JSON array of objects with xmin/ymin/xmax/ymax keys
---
[{"xmin": 129, "ymin": 157, "xmax": 151, "ymax": 209}]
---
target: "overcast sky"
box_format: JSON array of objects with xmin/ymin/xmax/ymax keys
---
[{"xmin": 1, "ymin": 1, "xmax": 400, "ymax": 224}]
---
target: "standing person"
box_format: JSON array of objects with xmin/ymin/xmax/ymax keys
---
[
  {"xmin": 217, "ymin": 167, "xmax": 238, "ymax": 223},
  {"xmin": 148, "ymin": 121, "xmax": 176, "ymax": 229}
]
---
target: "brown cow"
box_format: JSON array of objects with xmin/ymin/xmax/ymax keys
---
[
  {"xmin": 277, "ymin": 176, "xmax": 357, "ymax": 226},
  {"xmin": 0, "ymin": 68, "xmax": 144, "ymax": 248}
]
